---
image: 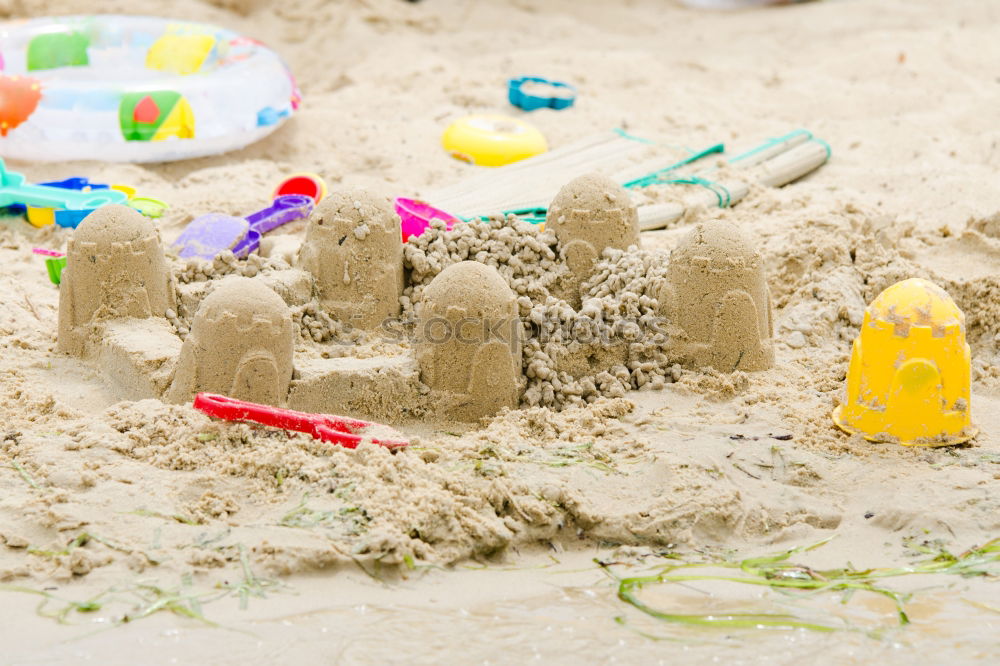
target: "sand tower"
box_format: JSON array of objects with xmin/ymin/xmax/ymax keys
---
[
  {"xmin": 58, "ymin": 204, "xmax": 176, "ymax": 357},
  {"xmin": 296, "ymin": 189, "xmax": 403, "ymax": 330},
  {"xmin": 165, "ymin": 276, "xmax": 294, "ymax": 406},
  {"xmin": 416, "ymin": 261, "xmax": 522, "ymax": 421},
  {"xmin": 547, "ymin": 173, "xmax": 640, "ymax": 300},
  {"xmin": 659, "ymin": 220, "xmax": 774, "ymax": 372}
]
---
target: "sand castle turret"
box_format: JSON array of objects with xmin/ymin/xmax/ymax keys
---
[
  {"xmin": 296, "ymin": 189, "xmax": 403, "ymax": 330},
  {"xmin": 659, "ymin": 220, "xmax": 774, "ymax": 372},
  {"xmin": 548, "ymin": 173, "xmax": 640, "ymax": 300},
  {"xmin": 165, "ymin": 276, "xmax": 294, "ymax": 406},
  {"xmin": 58, "ymin": 204, "xmax": 176, "ymax": 357},
  {"xmin": 416, "ymin": 261, "xmax": 522, "ymax": 421}
]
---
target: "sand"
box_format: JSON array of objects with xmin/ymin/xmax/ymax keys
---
[
  {"xmin": 2, "ymin": 0, "xmax": 1000, "ymax": 664},
  {"xmin": 416, "ymin": 260, "xmax": 522, "ymax": 421},
  {"xmin": 57, "ymin": 204, "xmax": 176, "ymax": 356},
  {"xmin": 296, "ymin": 188, "xmax": 404, "ymax": 330},
  {"xmin": 165, "ymin": 275, "xmax": 295, "ymax": 405},
  {"xmin": 547, "ymin": 172, "xmax": 640, "ymax": 302},
  {"xmin": 663, "ymin": 218, "xmax": 775, "ymax": 371}
]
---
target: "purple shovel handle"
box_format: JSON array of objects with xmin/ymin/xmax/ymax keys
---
[{"xmin": 232, "ymin": 194, "xmax": 315, "ymax": 257}]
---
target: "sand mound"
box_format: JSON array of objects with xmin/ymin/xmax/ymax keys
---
[
  {"xmin": 662, "ymin": 219, "xmax": 774, "ymax": 371},
  {"xmin": 416, "ymin": 261, "xmax": 522, "ymax": 421},
  {"xmin": 166, "ymin": 276, "xmax": 295, "ymax": 406},
  {"xmin": 58, "ymin": 205, "xmax": 176, "ymax": 356},
  {"xmin": 297, "ymin": 189, "xmax": 404, "ymax": 330}
]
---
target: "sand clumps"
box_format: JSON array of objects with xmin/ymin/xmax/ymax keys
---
[
  {"xmin": 296, "ymin": 189, "xmax": 404, "ymax": 330},
  {"xmin": 416, "ymin": 261, "xmax": 522, "ymax": 421},
  {"xmin": 658, "ymin": 219, "xmax": 775, "ymax": 372},
  {"xmin": 58, "ymin": 205, "xmax": 176, "ymax": 356},
  {"xmin": 404, "ymin": 211, "xmax": 775, "ymax": 409},
  {"xmin": 165, "ymin": 276, "xmax": 295, "ymax": 406},
  {"xmin": 547, "ymin": 173, "xmax": 640, "ymax": 302}
]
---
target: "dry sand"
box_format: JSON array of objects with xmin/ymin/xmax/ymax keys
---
[{"xmin": 2, "ymin": 0, "xmax": 1000, "ymax": 664}]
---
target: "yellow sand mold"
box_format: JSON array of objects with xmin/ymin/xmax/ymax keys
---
[{"xmin": 833, "ymin": 278, "xmax": 976, "ymax": 446}]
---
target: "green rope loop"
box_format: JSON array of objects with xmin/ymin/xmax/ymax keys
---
[{"xmin": 658, "ymin": 176, "xmax": 733, "ymax": 208}]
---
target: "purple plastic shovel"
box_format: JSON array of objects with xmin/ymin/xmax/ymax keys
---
[{"xmin": 172, "ymin": 194, "xmax": 314, "ymax": 261}]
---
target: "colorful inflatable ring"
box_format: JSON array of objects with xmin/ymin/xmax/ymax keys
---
[
  {"xmin": 0, "ymin": 15, "xmax": 300, "ymax": 162},
  {"xmin": 441, "ymin": 114, "xmax": 548, "ymax": 167}
]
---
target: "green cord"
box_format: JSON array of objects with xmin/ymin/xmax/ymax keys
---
[
  {"xmin": 463, "ymin": 206, "xmax": 548, "ymax": 225},
  {"xmin": 612, "ymin": 127, "xmax": 656, "ymax": 145},
  {"xmin": 656, "ymin": 176, "xmax": 732, "ymax": 208},
  {"xmin": 729, "ymin": 128, "xmax": 813, "ymax": 164},
  {"xmin": 623, "ymin": 143, "xmax": 725, "ymax": 189}
]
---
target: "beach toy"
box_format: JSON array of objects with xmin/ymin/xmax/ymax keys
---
[
  {"xmin": 297, "ymin": 190, "xmax": 403, "ymax": 330},
  {"xmin": 273, "ymin": 172, "xmax": 327, "ymax": 203},
  {"xmin": 395, "ymin": 198, "xmax": 461, "ymax": 241},
  {"xmin": 166, "ymin": 277, "xmax": 294, "ymax": 406},
  {"xmin": 33, "ymin": 247, "xmax": 67, "ymax": 285},
  {"xmin": 833, "ymin": 278, "xmax": 975, "ymax": 446},
  {"xmin": 441, "ymin": 114, "xmax": 548, "ymax": 167},
  {"xmin": 508, "ymin": 76, "xmax": 576, "ymax": 112},
  {"xmin": 0, "ymin": 158, "xmax": 127, "ymax": 209},
  {"xmin": 113, "ymin": 187, "xmax": 169, "ymax": 220},
  {"xmin": 13, "ymin": 177, "xmax": 167, "ymax": 228},
  {"xmin": 0, "ymin": 15, "xmax": 300, "ymax": 162},
  {"xmin": 173, "ymin": 194, "xmax": 314, "ymax": 260},
  {"xmin": 9, "ymin": 177, "xmax": 105, "ymax": 227},
  {"xmin": 193, "ymin": 392, "xmax": 408, "ymax": 449}
]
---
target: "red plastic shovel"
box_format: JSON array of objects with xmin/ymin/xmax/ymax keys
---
[{"xmin": 192, "ymin": 393, "xmax": 408, "ymax": 450}]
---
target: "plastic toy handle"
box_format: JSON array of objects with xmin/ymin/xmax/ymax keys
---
[
  {"xmin": 233, "ymin": 194, "xmax": 315, "ymax": 257},
  {"xmin": 0, "ymin": 182, "xmax": 127, "ymax": 210},
  {"xmin": 0, "ymin": 158, "xmax": 125, "ymax": 209},
  {"xmin": 193, "ymin": 392, "xmax": 318, "ymax": 432},
  {"xmin": 192, "ymin": 393, "xmax": 408, "ymax": 450},
  {"xmin": 245, "ymin": 194, "xmax": 315, "ymax": 233},
  {"xmin": 39, "ymin": 177, "xmax": 108, "ymax": 191}
]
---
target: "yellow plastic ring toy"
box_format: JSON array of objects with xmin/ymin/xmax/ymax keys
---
[{"xmin": 441, "ymin": 114, "xmax": 548, "ymax": 167}]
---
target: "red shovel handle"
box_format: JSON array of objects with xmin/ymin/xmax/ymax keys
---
[
  {"xmin": 193, "ymin": 392, "xmax": 317, "ymax": 432},
  {"xmin": 192, "ymin": 393, "xmax": 408, "ymax": 450}
]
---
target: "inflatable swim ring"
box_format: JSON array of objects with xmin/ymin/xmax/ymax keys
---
[
  {"xmin": 0, "ymin": 15, "xmax": 300, "ymax": 162},
  {"xmin": 441, "ymin": 114, "xmax": 548, "ymax": 167}
]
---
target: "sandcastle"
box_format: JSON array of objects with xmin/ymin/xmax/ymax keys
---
[
  {"xmin": 165, "ymin": 276, "xmax": 295, "ymax": 406},
  {"xmin": 55, "ymin": 180, "xmax": 780, "ymax": 424},
  {"xmin": 58, "ymin": 204, "xmax": 176, "ymax": 357},
  {"xmin": 547, "ymin": 173, "xmax": 640, "ymax": 303},
  {"xmin": 296, "ymin": 189, "xmax": 404, "ymax": 330},
  {"xmin": 658, "ymin": 219, "xmax": 774, "ymax": 372},
  {"xmin": 415, "ymin": 261, "xmax": 523, "ymax": 421}
]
